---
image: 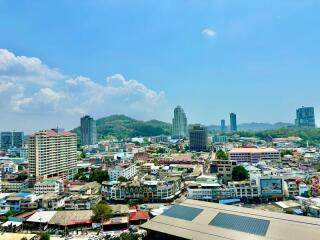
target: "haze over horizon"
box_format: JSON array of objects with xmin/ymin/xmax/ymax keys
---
[{"xmin": 1, "ymin": 0, "xmax": 320, "ymax": 132}]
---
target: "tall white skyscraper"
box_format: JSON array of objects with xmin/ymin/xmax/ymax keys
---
[
  {"xmin": 172, "ymin": 106, "xmax": 188, "ymax": 139},
  {"xmin": 81, "ymin": 115, "xmax": 97, "ymax": 146}
]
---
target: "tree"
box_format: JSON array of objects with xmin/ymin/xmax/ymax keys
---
[
  {"xmin": 39, "ymin": 232, "xmax": 50, "ymax": 240},
  {"xmin": 112, "ymin": 233, "xmax": 139, "ymax": 240},
  {"xmin": 80, "ymin": 149, "xmax": 86, "ymax": 159},
  {"xmin": 16, "ymin": 173, "xmax": 28, "ymax": 181},
  {"xmin": 216, "ymin": 150, "xmax": 228, "ymax": 160},
  {"xmin": 91, "ymin": 203, "xmax": 113, "ymax": 225},
  {"xmin": 281, "ymin": 149, "xmax": 293, "ymax": 157},
  {"xmin": 118, "ymin": 176, "xmax": 128, "ymax": 182},
  {"xmin": 89, "ymin": 170, "xmax": 109, "ymax": 183},
  {"xmin": 232, "ymin": 166, "xmax": 249, "ymax": 181},
  {"xmin": 21, "ymin": 237, "xmax": 28, "ymax": 240}
]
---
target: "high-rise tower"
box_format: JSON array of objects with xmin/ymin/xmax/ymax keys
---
[
  {"xmin": 80, "ymin": 115, "xmax": 97, "ymax": 146},
  {"xmin": 172, "ymin": 106, "xmax": 188, "ymax": 139}
]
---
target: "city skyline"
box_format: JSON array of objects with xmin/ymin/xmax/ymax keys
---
[{"xmin": 1, "ymin": 1, "xmax": 320, "ymax": 132}]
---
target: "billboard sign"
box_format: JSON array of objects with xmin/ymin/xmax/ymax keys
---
[{"xmin": 260, "ymin": 178, "xmax": 283, "ymax": 197}]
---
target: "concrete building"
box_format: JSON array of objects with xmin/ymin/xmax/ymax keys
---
[
  {"xmin": 41, "ymin": 193, "xmax": 66, "ymax": 210},
  {"xmin": 64, "ymin": 195, "xmax": 101, "ymax": 210},
  {"xmin": 0, "ymin": 131, "xmax": 24, "ymax": 150},
  {"xmin": 210, "ymin": 160, "xmax": 237, "ymax": 183},
  {"xmin": 230, "ymin": 113, "xmax": 237, "ymax": 132},
  {"xmin": 1, "ymin": 180, "xmax": 28, "ymax": 193},
  {"xmin": 172, "ymin": 106, "xmax": 188, "ymax": 139},
  {"xmin": 80, "ymin": 115, "xmax": 97, "ymax": 146},
  {"xmin": 228, "ymin": 181, "xmax": 259, "ymax": 200},
  {"xmin": 28, "ymin": 129, "xmax": 77, "ymax": 185},
  {"xmin": 187, "ymin": 176, "xmax": 231, "ymax": 201},
  {"xmin": 189, "ymin": 124, "xmax": 208, "ymax": 152},
  {"xmin": 295, "ymin": 106, "xmax": 316, "ymax": 128},
  {"xmin": 229, "ymin": 148, "xmax": 280, "ymax": 163},
  {"xmin": 102, "ymin": 177, "xmax": 183, "ymax": 203},
  {"xmin": 108, "ymin": 164, "xmax": 137, "ymax": 181},
  {"xmin": 212, "ymin": 135, "xmax": 227, "ymax": 143},
  {"xmin": 34, "ymin": 179, "xmax": 64, "ymax": 195},
  {"xmin": 220, "ymin": 120, "xmax": 226, "ymax": 132},
  {"xmin": 0, "ymin": 161, "xmax": 19, "ymax": 174}
]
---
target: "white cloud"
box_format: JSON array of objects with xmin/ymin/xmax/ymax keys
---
[
  {"xmin": 0, "ymin": 49, "xmax": 166, "ymax": 130},
  {"xmin": 202, "ymin": 28, "xmax": 216, "ymax": 38},
  {"xmin": 0, "ymin": 49, "xmax": 64, "ymax": 86}
]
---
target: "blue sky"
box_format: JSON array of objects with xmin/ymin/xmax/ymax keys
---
[{"xmin": 1, "ymin": 0, "xmax": 320, "ymax": 132}]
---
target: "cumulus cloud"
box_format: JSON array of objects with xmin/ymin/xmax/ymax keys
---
[
  {"xmin": 0, "ymin": 49, "xmax": 64, "ymax": 86},
  {"xmin": 0, "ymin": 49, "xmax": 166, "ymax": 129},
  {"xmin": 202, "ymin": 28, "xmax": 216, "ymax": 38}
]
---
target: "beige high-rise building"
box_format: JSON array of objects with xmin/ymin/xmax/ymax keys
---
[{"xmin": 28, "ymin": 129, "xmax": 77, "ymax": 185}]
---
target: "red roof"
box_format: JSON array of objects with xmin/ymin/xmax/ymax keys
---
[
  {"xmin": 129, "ymin": 211, "xmax": 150, "ymax": 221},
  {"xmin": 32, "ymin": 130, "xmax": 76, "ymax": 137}
]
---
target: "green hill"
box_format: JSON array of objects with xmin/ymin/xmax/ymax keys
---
[
  {"xmin": 238, "ymin": 127, "xmax": 320, "ymax": 145},
  {"xmin": 73, "ymin": 114, "xmax": 172, "ymax": 139}
]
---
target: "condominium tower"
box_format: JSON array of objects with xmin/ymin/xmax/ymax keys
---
[
  {"xmin": 28, "ymin": 129, "xmax": 77, "ymax": 185},
  {"xmin": 0, "ymin": 131, "xmax": 24, "ymax": 150},
  {"xmin": 189, "ymin": 124, "xmax": 208, "ymax": 152},
  {"xmin": 80, "ymin": 115, "xmax": 97, "ymax": 146},
  {"xmin": 172, "ymin": 106, "xmax": 188, "ymax": 139},
  {"xmin": 230, "ymin": 113, "xmax": 237, "ymax": 132},
  {"xmin": 220, "ymin": 119, "xmax": 226, "ymax": 132},
  {"xmin": 295, "ymin": 106, "xmax": 316, "ymax": 128}
]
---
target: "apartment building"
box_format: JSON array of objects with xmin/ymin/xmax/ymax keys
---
[
  {"xmin": 0, "ymin": 161, "xmax": 19, "ymax": 174},
  {"xmin": 187, "ymin": 176, "xmax": 232, "ymax": 201},
  {"xmin": 228, "ymin": 181, "xmax": 259, "ymax": 200},
  {"xmin": 64, "ymin": 194, "xmax": 101, "ymax": 210},
  {"xmin": 229, "ymin": 148, "xmax": 280, "ymax": 163},
  {"xmin": 210, "ymin": 160, "xmax": 237, "ymax": 183},
  {"xmin": 102, "ymin": 177, "xmax": 183, "ymax": 202},
  {"xmin": 28, "ymin": 129, "xmax": 77, "ymax": 185},
  {"xmin": 34, "ymin": 179, "xmax": 64, "ymax": 195},
  {"xmin": 108, "ymin": 164, "xmax": 137, "ymax": 181},
  {"xmin": 1, "ymin": 180, "xmax": 29, "ymax": 193}
]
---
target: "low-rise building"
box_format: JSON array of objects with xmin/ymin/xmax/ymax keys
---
[
  {"xmin": 187, "ymin": 175, "xmax": 231, "ymax": 201},
  {"xmin": 34, "ymin": 179, "xmax": 64, "ymax": 195},
  {"xmin": 228, "ymin": 181, "xmax": 259, "ymax": 200},
  {"xmin": 41, "ymin": 193, "xmax": 66, "ymax": 210},
  {"xmin": 108, "ymin": 164, "xmax": 137, "ymax": 181},
  {"xmin": 64, "ymin": 194, "xmax": 101, "ymax": 210},
  {"xmin": 0, "ymin": 161, "xmax": 19, "ymax": 174},
  {"xmin": 1, "ymin": 180, "xmax": 29, "ymax": 193},
  {"xmin": 102, "ymin": 177, "xmax": 183, "ymax": 203},
  {"xmin": 229, "ymin": 148, "xmax": 280, "ymax": 163},
  {"xmin": 210, "ymin": 160, "xmax": 237, "ymax": 183}
]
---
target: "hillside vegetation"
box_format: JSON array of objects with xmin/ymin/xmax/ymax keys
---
[
  {"xmin": 238, "ymin": 128, "xmax": 320, "ymax": 145},
  {"xmin": 73, "ymin": 115, "xmax": 172, "ymax": 140}
]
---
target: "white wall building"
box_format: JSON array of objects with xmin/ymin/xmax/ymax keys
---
[
  {"xmin": 34, "ymin": 179, "xmax": 64, "ymax": 195},
  {"xmin": 0, "ymin": 161, "xmax": 18, "ymax": 174},
  {"xmin": 229, "ymin": 148, "xmax": 280, "ymax": 163},
  {"xmin": 108, "ymin": 164, "xmax": 137, "ymax": 181}
]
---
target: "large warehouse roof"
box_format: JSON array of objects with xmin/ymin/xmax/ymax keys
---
[{"xmin": 141, "ymin": 199, "xmax": 320, "ymax": 240}]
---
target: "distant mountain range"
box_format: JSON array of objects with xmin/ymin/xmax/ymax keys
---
[
  {"xmin": 208, "ymin": 122, "xmax": 293, "ymax": 132},
  {"xmin": 73, "ymin": 114, "xmax": 293, "ymax": 139}
]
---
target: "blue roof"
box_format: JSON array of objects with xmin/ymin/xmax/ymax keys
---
[
  {"xmin": 209, "ymin": 212, "xmax": 270, "ymax": 236},
  {"xmin": 16, "ymin": 192, "xmax": 31, "ymax": 197},
  {"xmin": 162, "ymin": 205, "xmax": 203, "ymax": 221},
  {"xmin": 292, "ymin": 209, "xmax": 303, "ymax": 215},
  {"xmin": 219, "ymin": 199, "xmax": 241, "ymax": 205}
]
